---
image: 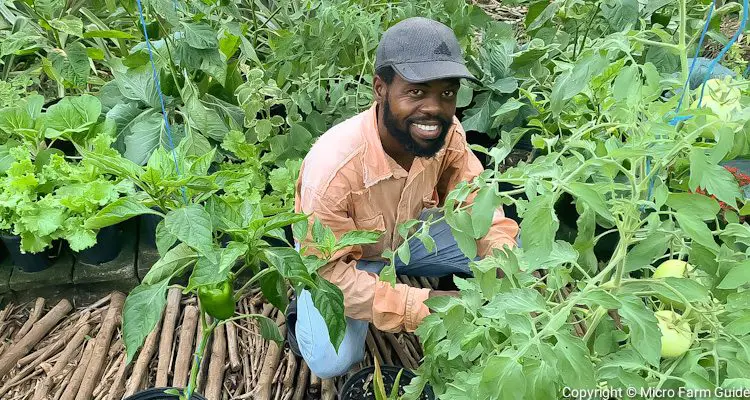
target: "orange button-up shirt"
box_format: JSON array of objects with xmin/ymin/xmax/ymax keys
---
[{"xmin": 294, "ymin": 103, "xmax": 519, "ymax": 333}]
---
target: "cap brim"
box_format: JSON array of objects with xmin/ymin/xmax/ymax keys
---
[{"xmin": 392, "ymin": 61, "xmax": 481, "ymax": 84}]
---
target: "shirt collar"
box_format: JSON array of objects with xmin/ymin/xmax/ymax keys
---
[{"xmin": 361, "ymin": 102, "xmax": 457, "ymax": 188}]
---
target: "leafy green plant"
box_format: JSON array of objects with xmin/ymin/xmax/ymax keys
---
[{"xmin": 393, "ymin": 0, "xmax": 750, "ymax": 397}]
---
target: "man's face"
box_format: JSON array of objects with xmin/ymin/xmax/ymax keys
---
[{"xmin": 375, "ymin": 73, "xmax": 460, "ymax": 158}]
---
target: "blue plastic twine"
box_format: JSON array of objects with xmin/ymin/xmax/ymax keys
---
[
  {"xmin": 135, "ymin": 0, "xmax": 188, "ymax": 204},
  {"xmin": 646, "ymin": 0, "xmax": 748, "ymax": 206}
]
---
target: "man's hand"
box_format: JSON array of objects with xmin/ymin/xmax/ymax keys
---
[{"xmin": 429, "ymin": 290, "xmax": 460, "ymax": 298}]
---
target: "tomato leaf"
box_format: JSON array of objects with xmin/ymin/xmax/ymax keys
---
[
  {"xmin": 675, "ymin": 209, "xmax": 720, "ymax": 252},
  {"xmin": 689, "ymin": 149, "xmax": 742, "ymax": 208},
  {"xmin": 616, "ymin": 295, "xmax": 661, "ymax": 367},
  {"xmin": 520, "ymin": 196, "xmax": 558, "ymax": 266},
  {"xmin": 717, "ymin": 260, "xmax": 750, "ymax": 289}
]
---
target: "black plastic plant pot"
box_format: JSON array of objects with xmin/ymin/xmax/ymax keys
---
[
  {"xmin": 140, "ymin": 209, "xmax": 164, "ymax": 248},
  {"xmin": 0, "ymin": 234, "xmax": 61, "ymax": 273},
  {"xmin": 339, "ymin": 366, "xmax": 435, "ymax": 400},
  {"xmin": 75, "ymin": 224, "xmax": 123, "ymax": 265},
  {"xmin": 123, "ymin": 387, "xmax": 207, "ymax": 400}
]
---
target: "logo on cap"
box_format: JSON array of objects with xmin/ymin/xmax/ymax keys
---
[{"xmin": 434, "ymin": 41, "xmax": 452, "ymax": 57}]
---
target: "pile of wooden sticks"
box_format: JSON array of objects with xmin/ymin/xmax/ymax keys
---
[{"xmin": 0, "ymin": 275, "xmax": 437, "ymax": 400}]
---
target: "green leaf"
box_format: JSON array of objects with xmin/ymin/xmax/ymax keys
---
[
  {"xmin": 580, "ymin": 289, "xmax": 622, "ymax": 309},
  {"xmin": 188, "ymin": 243, "xmax": 248, "ymax": 290},
  {"xmin": 397, "ymin": 242, "xmax": 411, "ymax": 265},
  {"xmin": 617, "ymin": 295, "xmax": 661, "ymax": 367},
  {"xmin": 612, "ymin": 64, "xmax": 640, "ymax": 103},
  {"xmin": 461, "ymin": 92, "xmax": 501, "ymax": 134},
  {"xmin": 110, "ymin": 59, "xmax": 161, "ymax": 109},
  {"xmin": 250, "ymin": 314, "xmax": 284, "ymax": 344},
  {"xmin": 675, "ymin": 209, "xmax": 719, "ymax": 252},
  {"xmin": 656, "ymin": 277, "xmax": 711, "ymax": 305},
  {"xmin": 259, "ymin": 269, "xmax": 288, "ymax": 312},
  {"xmin": 142, "ymin": 243, "xmax": 197, "ymax": 285},
  {"xmin": 717, "ymin": 260, "xmax": 750, "ymax": 289},
  {"xmin": 554, "ymin": 331, "xmax": 597, "ymax": 388},
  {"xmin": 85, "ymin": 197, "xmax": 161, "ymax": 229},
  {"xmin": 479, "ymin": 355, "xmax": 525, "ymax": 399},
  {"xmin": 334, "ymin": 230, "xmax": 381, "ymax": 252},
  {"xmin": 520, "ymin": 195, "xmax": 559, "ymax": 266},
  {"xmin": 49, "ymin": 16, "xmax": 83, "ymax": 36},
  {"xmin": 601, "ymin": 0, "xmax": 639, "ymax": 31},
  {"xmin": 48, "ymin": 43, "xmax": 90, "ymax": 89},
  {"xmin": 446, "ymin": 210, "xmax": 477, "ymax": 260},
  {"xmin": 666, "ymin": 193, "xmax": 720, "ymax": 220},
  {"xmin": 456, "ymin": 84, "xmax": 473, "ymax": 108},
  {"xmin": 480, "ymin": 288, "xmax": 547, "ymax": 318},
  {"xmin": 689, "ymin": 149, "xmax": 742, "ymax": 207},
  {"xmin": 45, "ymin": 94, "xmax": 100, "ymax": 136},
  {"xmin": 624, "ymin": 230, "xmax": 669, "ymax": 272},
  {"xmin": 123, "ymin": 110, "xmax": 169, "ymax": 166},
  {"xmin": 164, "ymin": 205, "xmax": 214, "ymax": 256},
  {"xmin": 262, "ymin": 247, "xmax": 315, "ymax": 287},
  {"xmin": 379, "ymin": 264, "xmax": 397, "ymax": 287},
  {"xmin": 83, "ymin": 29, "xmax": 134, "ymax": 39},
  {"xmin": 471, "ymin": 186, "xmax": 501, "ymax": 239},
  {"xmin": 123, "ymin": 281, "xmax": 169, "ymax": 364},
  {"xmin": 725, "ymin": 313, "xmax": 750, "ymax": 336},
  {"xmin": 567, "ymin": 182, "xmax": 615, "ymax": 223},
  {"xmin": 182, "ymin": 22, "xmax": 218, "ymax": 49},
  {"xmin": 550, "ymin": 53, "xmax": 608, "ymax": 116},
  {"xmin": 311, "ymin": 276, "xmax": 347, "ymax": 352}
]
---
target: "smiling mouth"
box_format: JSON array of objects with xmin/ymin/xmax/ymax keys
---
[{"xmin": 412, "ymin": 122, "xmax": 441, "ymax": 140}]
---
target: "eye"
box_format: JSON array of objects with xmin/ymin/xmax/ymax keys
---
[
  {"xmin": 408, "ymin": 89, "xmax": 424, "ymax": 97},
  {"xmin": 443, "ymin": 90, "xmax": 456, "ymax": 98}
]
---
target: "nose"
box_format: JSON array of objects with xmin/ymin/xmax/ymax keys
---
[{"xmin": 419, "ymin": 94, "xmax": 442, "ymax": 116}]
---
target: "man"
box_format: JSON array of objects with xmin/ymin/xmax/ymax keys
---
[{"xmin": 288, "ymin": 17, "xmax": 520, "ymax": 378}]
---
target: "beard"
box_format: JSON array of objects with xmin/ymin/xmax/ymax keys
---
[{"xmin": 382, "ymin": 96, "xmax": 451, "ymax": 158}]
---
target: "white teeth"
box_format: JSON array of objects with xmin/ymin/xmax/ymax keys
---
[{"xmin": 415, "ymin": 123, "xmax": 438, "ymax": 131}]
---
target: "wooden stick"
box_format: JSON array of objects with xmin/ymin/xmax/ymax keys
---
[
  {"xmin": 0, "ymin": 299, "xmax": 72, "ymax": 380},
  {"xmin": 33, "ymin": 321, "xmax": 92, "ymax": 400},
  {"xmin": 226, "ymin": 321, "xmax": 241, "ymax": 372},
  {"xmin": 282, "ymin": 351, "xmax": 297, "ymax": 389},
  {"xmin": 369, "ymin": 326, "xmax": 393, "ymax": 365},
  {"xmin": 19, "ymin": 310, "xmax": 89, "ymax": 366},
  {"xmin": 124, "ymin": 315, "xmax": 163, "ymax": 397},
  {"xmin": 256, "ymin": 312, "xmax": 287, "ymax": 400},
  {"xmin": 156, "ymin": 287, "xmax": 182, "ymax": 387},
  {"xmin": 365, "ymin": 330, "xmax": 383, "ymax": 365},
  {"xmin": 75, "ymin": 292, "xmax": 125, "ymax": 400},
  {"xmin": 172, "ymin": 304, "xmax": 199, "ymax": 388},
  {"xmin": 308, "ymin": 374, "xmax": 321, "ymax": 399},
  {"xmin": 59, "ymin": 339, "xmax": 96, "ymax": 400},
  {"xmin": 321, "ymin": 379, "xmax": 336, "ymax": 400},
  {"xmin": 292, "ymin": 362, "xmax": 310, "ymax": 400},
  {"xmin": 13, "ymin": 297, "xmax": 45, "ymax": 341},
  {"xmin": 384, "ymin": 333, "xmax": 415, "ymax": 369},
  {"xmin": 106, "ymin": 353, "xmax": 130, "ymax": 400},
  {"xmin": 205, "ymin": 323, "xmax": 227, "ymax": 400},
  {"xmin": 0, "ymin": 319, "xmax": 82, "ymax": 397}
]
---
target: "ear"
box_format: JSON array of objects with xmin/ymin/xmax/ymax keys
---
[{"xmin": 373, "ymin": 75, "xmax": 387, "ymax": 104}]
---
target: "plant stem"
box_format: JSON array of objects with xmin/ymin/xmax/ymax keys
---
[
  {"xmin": 678, "ymin": 0, "xmax": 689, "ymax": 86},
  {"xmin": 183, "ymin": 312, "xmax": 216, "ymax": 400},
  {"xmin": 582, "ymin": 307, "xmax": 607, "ymax": 343},
  {"xmin": 234, "ymin": 267, "xmax": 274, "ymax": 301}
]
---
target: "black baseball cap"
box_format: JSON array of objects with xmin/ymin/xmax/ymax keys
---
[{"xmin": 375, "ymin": 17, "xmax": 480, "ymax": 84}]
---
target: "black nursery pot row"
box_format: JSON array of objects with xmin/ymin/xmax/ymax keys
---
[{"xmin": 0, "ymin": 223, "xmax": 124, "ymax": 273}]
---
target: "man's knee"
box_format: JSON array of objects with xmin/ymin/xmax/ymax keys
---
[{"xmin": 303, "ymin": 346, "xmax": 364, "ymax": 379}]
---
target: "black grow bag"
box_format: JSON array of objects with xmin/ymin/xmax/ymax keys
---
[
  {"xmin": 123, "ymin": 387, "xmax": 207, "ymax": 400},
  {"xmin": 75, "ymin": 224, "xmax": 123, "ymax": 265},
  {"xmin": 339, "ymin": 366, "xmax": 435, "ymax": 400},
  {"xmin": 140, "ymin": 209, "xmax": 163, "ymax": 248},
  {"xmin": 0, "ymin": 234, "xmax": 62, "ymax": 272}
]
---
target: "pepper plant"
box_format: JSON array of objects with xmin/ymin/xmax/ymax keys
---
[{"xmin": 79, "ymin": 128, "xmax": 381, "ymax": 398}]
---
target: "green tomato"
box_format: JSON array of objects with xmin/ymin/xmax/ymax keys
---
[
  {"xmin": 692, "ymin": 78, "xmax": 742, "ymax": 121},
  {"xmin": 653, "ymin": 259, "xmax": 691, "ymax": 279},
  {"xmin": 655, "ymin": 310, "xmax": 693, "ymax": 358}
]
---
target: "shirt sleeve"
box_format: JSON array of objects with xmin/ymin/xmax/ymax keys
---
[
  {"xmin": 294, "ymin": 168, "xmax": 431, "ymax": 333},
  {"xmin": 436, "ymin": 122, "xmax": 520, "ymax": 257}
]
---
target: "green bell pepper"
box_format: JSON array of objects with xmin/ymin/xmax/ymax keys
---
[{"xmin": 198, "ymin": 280, "xmax": 235, "ymax": 320}]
